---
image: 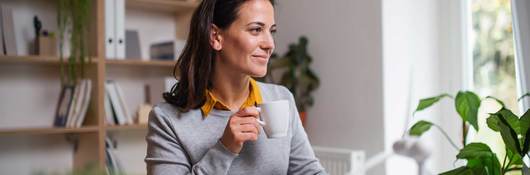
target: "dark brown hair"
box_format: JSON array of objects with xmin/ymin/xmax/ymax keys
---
[{"xmin": 163, "ymin": 0, "xmax": 275, "ymax": 112}]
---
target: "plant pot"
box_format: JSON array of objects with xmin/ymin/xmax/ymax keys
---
[{"xmin": 299, "ymin": 112, "xmax": 307, "ymax": 127}]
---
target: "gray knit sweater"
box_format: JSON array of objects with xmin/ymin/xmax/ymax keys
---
[{"xmin": 145, "ymin": 82, "xmax": 327, "ymax": 175}]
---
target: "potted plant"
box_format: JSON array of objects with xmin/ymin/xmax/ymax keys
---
[
  {"xmin": 57, "ymin": 0, "xmax": 91, "ymax": 86},
  {"xmin": 408, "ymin": 91, "xmax": 530, "ymax": 174},
  {"xmin": 262, "ymin": 36, "xmax": 320, "ymax": 126}
]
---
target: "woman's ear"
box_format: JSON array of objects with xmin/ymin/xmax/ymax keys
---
[{"xmin": 210, "ymin": 24, "xmax": 223, "ymax": 51}]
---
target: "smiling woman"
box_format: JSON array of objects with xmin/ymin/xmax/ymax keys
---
[{"xmin": 144, "ymin": 0, "xmax": 327, "ymax": 174}]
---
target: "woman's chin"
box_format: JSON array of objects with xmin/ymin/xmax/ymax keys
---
[{"xmin": 249, "ymin": 69, "xmax": 267, "ymax": 78}]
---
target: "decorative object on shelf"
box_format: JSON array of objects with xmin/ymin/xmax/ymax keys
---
[
  {"xmin": 407, "ymin": 91, "xmax": 530, "ymax": 175},
  {"xmin": 263, "ymin": 36, "xmax": 320, "ymax": 126},
  {"xmin": 54, "ymin": 0, "xmax": 92, "ymax": 128},
  {"xmin": 36, "ymin": 31, "xmax": 57, "ymax": 56},
  {"xmin": 33, "ymin": 16, "xmax": 57, "ymax": 56},
  {"xmin": 149, "ymin": 40, "xmax": 186, "ymax": 61},
  {"xmin": 125, "ymin": 29, "xmax": 142, "ymax": 59}
]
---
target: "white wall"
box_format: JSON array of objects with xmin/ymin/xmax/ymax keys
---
[
  {"xmin": 383, "ymin": 0, "xmax": 465, "ymax": 174},
  {"xmin": 274, "ymin": 0, "xmax": 385, "ymax": 174}
]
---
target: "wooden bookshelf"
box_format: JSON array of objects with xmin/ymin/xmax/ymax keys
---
[
  {"xmin": 105, "ymin": 59, "xmax": 175, "ymax": 67},
  {"xmin": 0, "ymin": 0, "xmax": 197, "ymax": 174},
  {"xmin": 126, "ymin": 0, "xmax": 199, "ymax": 13},
  {"xmin": 0, "ymin": 55, "xmax": 98, "ymax": 65},
  {"xmin": 0, "ymin": 126, "xmax": 99, "ymax": 136}
]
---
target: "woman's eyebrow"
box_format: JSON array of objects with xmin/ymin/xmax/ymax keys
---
[
  {"xmin": 246, "ymin": 22, "xmax": 277, "ymax": 28},
  {"xmin": 246, "ymin": 22, "xmax": 265, "ymax": 27}
]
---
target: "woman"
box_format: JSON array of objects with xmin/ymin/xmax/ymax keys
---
[{"xmin": 145, "ymin": 0, "xmax": 326, "ymax": 174}]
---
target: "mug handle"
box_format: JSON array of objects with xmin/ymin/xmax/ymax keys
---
[{"xmin": 255, "ymin": 107, "xmax": 266, "ymax": 126}]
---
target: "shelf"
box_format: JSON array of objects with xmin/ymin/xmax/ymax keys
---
[
  {"xmin": 105, "ymin": 124, "xmax": 148, "ymax": 131},
  {"xmin": 0, "ymin": 55, "xmax": 98, "ymax": 65},
  {"xmin": 106, "ymin": 59, "xmax": 176, "ymax": 67},
  {"xmin": 126, "ymin": 0, "xmax": 199, "ymax": 13},
  {"xmin": 0, "ymin": 126, "xmax": 99, "ymax": 136}
]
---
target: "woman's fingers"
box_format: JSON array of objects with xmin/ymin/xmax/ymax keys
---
[
  {"xmin": 235, "ymin": 106, "xmax": 259, "ymax": 118},
  {"xmin": 232, "ymin": 114, "xmax": 260, "ymax": 135}
]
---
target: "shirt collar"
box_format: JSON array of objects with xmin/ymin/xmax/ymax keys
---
[{"xmin": 200, "ymin": 78, "xmax": 263, "ymax": 117}]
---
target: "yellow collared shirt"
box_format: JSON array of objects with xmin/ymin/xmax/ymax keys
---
[{"xmin": 200, "ymin": 78, "xmax": 263, "ymax": 116}]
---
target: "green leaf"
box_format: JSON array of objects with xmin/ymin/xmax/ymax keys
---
[
  {"xmin": 414, "ymin": 93, "xmax": 451, "ymax": 114},
  {"xmin": 521, "ymin": 110, "xmax": 530, "ymax": 154},
  {"xmin": 507, "ymin": 148, "xmax": 524, "ymax": 166},
  {"xmin": 497, "ymin": 115, "xmax": 522, "ymax": 155},
  {"xmin": 497, "ymin": 109, "xmax": 520, "ymax": 134},
  {"xmin": 455, "ymin": 143, "xmax": 501, "ymax": 175},
  {"xmin": 455, "ymin": 91, "xmax": 481, "ymax": 131},
  {"xmin": 457, "ymin": 143, "xmax": 494, "ymax": 160},
  {"xmin": 486, "ymin": 115, "xmax": 500, "ymax": 132},
  {"xmin": 408, "ymin": 120, "xmax": 433, "ymax": 136},
  {"xmin": 439, "ymin": 166, "xmax": 475, "ymax": 175}
]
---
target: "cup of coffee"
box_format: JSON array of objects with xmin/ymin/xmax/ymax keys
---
[{"xmin": 256, "ymin": 100, "xmax": 290, "ymax": 138}]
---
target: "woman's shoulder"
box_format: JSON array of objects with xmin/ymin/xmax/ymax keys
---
[{"xmin": 150, "ymin": 102, "xmax": 202, "ymax": 123}]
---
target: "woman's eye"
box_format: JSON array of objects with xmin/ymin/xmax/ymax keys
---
[{"xmin": 250, "ymin": 27, "xmax": 263, "ymax": 34}]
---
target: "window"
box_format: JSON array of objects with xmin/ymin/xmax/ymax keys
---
[{"xmin": 469, "ymin": 0, "xmax": 518, "ymax": 154}]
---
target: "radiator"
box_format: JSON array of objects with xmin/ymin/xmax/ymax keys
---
[{"xmin": 313, "ymin": 146, "xmax": 365, "ymax": 175}]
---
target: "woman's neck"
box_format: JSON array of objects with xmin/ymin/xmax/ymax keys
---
[{"xmin": 211, "ymin": 63, "xmax": 250, "ymax": 111}]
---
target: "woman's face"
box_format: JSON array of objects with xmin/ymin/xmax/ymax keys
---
[{"xmin": 213, "ymin": 0, "xmax": 276, "ymax": 77}]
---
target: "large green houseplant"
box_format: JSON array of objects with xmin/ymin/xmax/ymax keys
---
[
  {"xmin": 263, "ymin": 36, "xmax": 320, "ymax": 125},
  {"xmin": 408, "ymin": 91, "xmax": 530, "ymax": 174}
]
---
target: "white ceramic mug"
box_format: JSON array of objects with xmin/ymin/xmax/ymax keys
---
[{"xmin": 256, "ymin": 100, "xmax": 290, "ymax": 138}]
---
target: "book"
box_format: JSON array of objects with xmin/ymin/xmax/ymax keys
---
[
  {"xmin": 54, "ymin": 85, "xmax": 75, "ymax": 127},
  {"xmin": 74, "ymin": 79, "xmax": 92, "ymax": 127},
  {"xmin": 105, "ymin": 0, "xmax": 126, "ymax": 59},
  {"xmin": 113, "ymin": 82, "xmax": 133, "ymax": 124},
  {"xmin": 105, "ymin": 81, "xmax": 126, "ymax": 125},
  {"xmin": 105, "ymin": 0, "xmax": 116, "ymax": 59},
  {"xmin": 105, "ymin": 80, "xmax": 132, "ymax": 125},
  {"xmin": 1, "ymin": 5, "xmax": 17, "ymax": 55},
  {"xmin": 115, "ymin": 0, "xmax": 125, "ymax": 59},
  {"xmin": 105, "ymin": 89, "xmax": 117, "ymax": 125},
  {"xmin": 125, "ymin": 30, "xmax": 141, "ymax": 59},
  {"xmin": 105, "ymin": 137, "xmax": 123, "ymax": 175},
  {"xmin": 0, "ymin": 6, "xmax": 4, "ymax": 56},
  {"xmin": 65, "ymin": 80, "xmax": 84, "ymax": 128}
]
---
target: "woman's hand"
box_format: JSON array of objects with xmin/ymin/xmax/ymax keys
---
[{"xmin": 220, "ymin": 107, "xmax": 260, "ymax": 154}]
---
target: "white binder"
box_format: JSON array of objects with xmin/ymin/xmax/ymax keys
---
[
  {"xmin": 105, "ymin": 0, "xmax": 116, "ymax": 59},
  {"xmin": 115, "ymin": 0, "xmax": 126, "ymax": 59}
]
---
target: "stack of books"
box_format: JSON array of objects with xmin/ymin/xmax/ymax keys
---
[
  {"xmin": 53, "ymin": 79, "xmax": 93, "ymax": 128},
  {"xmin": 105, "ymin": 80, "xmax": 134, "ymax": 126},
  {"xmin": 105, "ymin": 137, "xmax": 123, "ymax": 175}
]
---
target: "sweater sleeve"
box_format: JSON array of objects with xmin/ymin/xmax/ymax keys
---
[
  {"xmin": 145, "ymin": 106, "xmax": 238, "ymax": 175},
  {"xmin": 283, "ymin": 88, "xmax": 328, "ymax": 175}
]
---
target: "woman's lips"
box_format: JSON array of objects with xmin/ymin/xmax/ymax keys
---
[{"xmin": 252, "ymin": 55, "xmax": 269, "ymax": 64}]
